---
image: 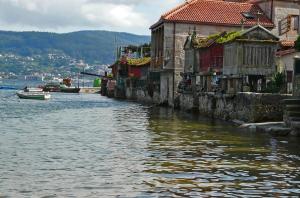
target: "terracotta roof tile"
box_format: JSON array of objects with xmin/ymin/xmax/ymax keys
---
[
  {"xmin": 151, "ymin": 0, "xmax": 273, "ymax": 29},
  {"xmin": 280, "ymin": 40, "xmax": 295, "ymax": 48}
]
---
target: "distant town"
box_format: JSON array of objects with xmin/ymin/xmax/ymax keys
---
[{"xmin": 0, "ymin": 52, "xmax": 110, "ymax": 82}]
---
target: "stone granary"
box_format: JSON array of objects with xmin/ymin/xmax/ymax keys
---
[
  {"xmin": 182, "ymin": 25, "xmax": 279, "ymax": 94},
  {"xmin": 222, "ymin": 25, "xmax": 279, "ymax": 93},
  {"xmin": 182, "ymin": 31, "xmax": 227, "ymax": 93}
]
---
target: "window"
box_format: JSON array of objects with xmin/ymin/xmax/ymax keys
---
[
  {"xmin": 242, "ymin": 12, "xmax": 255, "ymax": 20},
  {"xmin": 278, "ymin": 15, "xmax": 292, "ymax": 35}
]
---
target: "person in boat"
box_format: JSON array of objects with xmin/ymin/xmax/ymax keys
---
[{"xmin": 24, "ymin": 86, "xmax": 28, "ymax": 92}]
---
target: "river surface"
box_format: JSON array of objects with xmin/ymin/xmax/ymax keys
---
[{"xmin": 0, "ymin": 83, "xmax": 300, "ymax": 197}]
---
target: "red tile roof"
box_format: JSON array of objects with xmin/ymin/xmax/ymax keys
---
[
  {"xmin": 280, "ymin": 40, "xmax": 295, "ymax": 48},
  {"xmin": 229, "ymin": 0, "xmax": 300, "ymax": 3},
  {"xmin": 151, "ymin": 0, "xmax": 274, "ymax": 29}
]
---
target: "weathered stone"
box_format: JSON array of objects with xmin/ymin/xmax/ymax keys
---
[
  {"xmin": 266, "ymin": 127, "xmax": 291, "ymax": 136},
  {"xmin": 195, "ymin": 92, "xmax": 291, "ymax": 123},
  {"xmin": 239, "ymin": 122, "xmax": 290, "ymax": 135},
  {"xmin": 290, "ymin": 121, "xmax": 300, "ymax": 136}
]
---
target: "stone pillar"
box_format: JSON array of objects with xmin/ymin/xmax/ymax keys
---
[{"xmin": 293, "ymin": 56, "xmax": 300, "ymax": 97}]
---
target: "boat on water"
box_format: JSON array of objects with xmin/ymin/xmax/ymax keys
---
[
  {"xmin": 42, "ymin": 82, "xmax": 80, "ymax": 93},
  {"xmin": 24, "ymin": 87, "xmax": 44, "ymax": 92},
  {"xmin": 0, "ymin": 86, "xmax": 18, "ymax": 90},
  {"xmin": 16, "ymin": 91, "xmax": 51, "ymax": 100},
  {"xmin": 42, "ymin": 82, "xmax": 61, "ymax": 92},
  {"xmin": 60, "ymin": 85, "xmax": 80, "ymax": 93}
]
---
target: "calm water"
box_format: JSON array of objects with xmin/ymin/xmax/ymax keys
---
[{"xmin": 0, "ymin": 86, "xmax": 300, "ymax": 197}]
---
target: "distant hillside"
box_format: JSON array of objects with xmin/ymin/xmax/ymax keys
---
[{"xmin": 0, "ymin": 30, "xmax": 150, "ymax": 64}]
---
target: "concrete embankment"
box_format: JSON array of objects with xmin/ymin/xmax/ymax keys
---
[{"xmin": 239, "ymin": 122, "xmax": 292, "ymax": 136}]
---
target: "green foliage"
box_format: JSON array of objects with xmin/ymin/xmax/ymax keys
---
[
  {"xmin": 216, "ymin": 31, "xmax": 241, "ymax": 44},
  {"xmin": 127, "ymin": 57, "xmax": 151, "ymax": 66},
  {"xmin": 192, "ymin": 31, "xmax": 241, "ymax": 48},
  {"xmin": 264, "ymin": 72, "xmax": 286, "ymax": 93}
]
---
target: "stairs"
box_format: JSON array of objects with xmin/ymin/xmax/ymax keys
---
[{"xmin": 283, "ymin": 98, "xmax": 300, "ymax": 135}]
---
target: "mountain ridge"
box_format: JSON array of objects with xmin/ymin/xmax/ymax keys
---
[{"xmin": 0, "ymin": 30, "xmax": 150, "ymax": 65}]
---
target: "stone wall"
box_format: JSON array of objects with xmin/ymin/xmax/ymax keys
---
[
  {"xmin": 177, "ymin": 92, "xmax": 291, "ymax": 122},
  {"xmin": 257, "ymin": 1, "xmax": 300, "ymax": 40},
  {"xmin": 136, "ymin": 89, "xmax": 160, "ymax": 104},
  {"xmin": 179, "ymin": 92, "xmax": 194, "ymax": 111},
  {"xmin": 123, "ymin": 86, "xmax": 161, "ymax": 104},
  {"xmin": 273, "ymin": 1, "xmax": 300, "ymax": 40},
  {"xmin": 294, "ymin": 76, "xmax": 300, "ymax": 97},
  {"xmin": 197, "ymin": 92, "xmax": 291, "ymax": 122}
]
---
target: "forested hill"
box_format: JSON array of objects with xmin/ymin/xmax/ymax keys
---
[{"xmin": 0, "ymin": 30, "xmax": 150, "ymax": 64}]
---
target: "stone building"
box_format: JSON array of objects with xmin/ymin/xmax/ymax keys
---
[
  {"xmin": 232, "ymin": 0, "xmax": 300, "ymax": 92},
  {"xmin": 150, "ymin": 0, "xmax": 274, "ymax": 106},
  {"xmin": 110, "ymin": 56, "xmax": 151, "ymax": 100},
  {"xmin": 276, "ymin": 41, "xmax": 300, "ymax": 93}
]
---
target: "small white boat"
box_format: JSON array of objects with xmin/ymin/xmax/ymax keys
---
[
  {"xmin": 24, "ymin": 87, "xmax": 44, "ymax": 92},
  {"xmin": 16, "ymin": 91, "xmax": 51, "ymax": 100}
]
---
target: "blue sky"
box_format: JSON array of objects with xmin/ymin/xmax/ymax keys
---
[{"xmin": 0, "ymin": 0, "xmax": 182, "ymax": 35}]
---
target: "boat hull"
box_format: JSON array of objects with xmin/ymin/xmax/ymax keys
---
[
  {"xmin": 17, "ymin": 91, "xmax": 51, "ymax": 100},
  {"xmin": 60, "ymin": 87, "xmax": 80, "ymax": 93}
]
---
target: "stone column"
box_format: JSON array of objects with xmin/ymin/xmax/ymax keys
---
[{"xmin": 293, "ymin": 56, "xmax": 300, "ymax": 97}]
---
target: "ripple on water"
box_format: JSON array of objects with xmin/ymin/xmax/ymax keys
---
[{"xmin": 0, "ymin": 91, "xmax": 300, "ymax": 197}]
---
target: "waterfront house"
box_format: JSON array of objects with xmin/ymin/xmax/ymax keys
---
[
  {"xmin": 150, "ymin": 0, "xmax": 274, "ymax": 106},
  {"xmin": 110, "ymin": 45, "xmax": 151, "ymax": 99},
  {"xmin": 111, "ymin": 56, "xmax": 151, "ymax": 99},
  {"xmin": 125, "ymin": 57, "xmax": 151, "ymax": 100},
  {"xmin": 276, "ymin": 40, "xmax": 300, "ymax": 93}
]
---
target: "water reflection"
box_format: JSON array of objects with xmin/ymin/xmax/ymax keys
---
[{"xmin": 143, "ymin": 108, "xmax": 300, "ymax": 197}]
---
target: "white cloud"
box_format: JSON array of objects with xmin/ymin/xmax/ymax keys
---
[
  {"xmin": 81, "ymin": 2, "xmax": 148, "ymax": 28},
  {"xmin": 0, "ymin": 0, "xmax": 182, "ymax": 34}
]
